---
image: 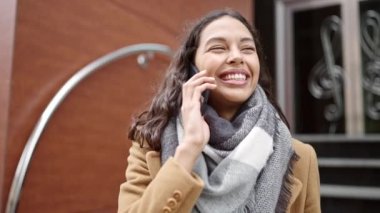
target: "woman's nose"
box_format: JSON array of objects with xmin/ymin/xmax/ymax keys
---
[{"xmin": 226, "ymin": 47, "xmax": 243, "ymax": 64}]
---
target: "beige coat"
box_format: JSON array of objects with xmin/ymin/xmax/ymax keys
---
[{"xmin": 118, "ymin": 139, "xmax": 321, "ymax": 213}]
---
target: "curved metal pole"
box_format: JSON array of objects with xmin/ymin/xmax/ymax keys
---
[{"xmin": 6, "ymin": 43, "xmax": 173, "ymax": 213}]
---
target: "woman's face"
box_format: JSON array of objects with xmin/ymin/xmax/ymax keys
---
[{"xmin": 194, "ymin": 16, "xmax": 260, "ymax": 118}]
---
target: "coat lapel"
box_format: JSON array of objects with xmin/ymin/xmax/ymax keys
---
[{"xmin": 289, "ymin": 175, "xmax": 303, "ymax": 207}]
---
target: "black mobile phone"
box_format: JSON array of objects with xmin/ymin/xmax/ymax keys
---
[
  {"xmin": 189, "ymin": 64, "xmax": 209, "ymax": 105},
  {"xmin": 189, "ymin": 64, "xmax": 198, "ymax": 79}
]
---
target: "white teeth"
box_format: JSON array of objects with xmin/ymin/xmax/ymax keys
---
[{"xmin": 224, "ymin": 73, "xmax": 246, "ymax": 80}]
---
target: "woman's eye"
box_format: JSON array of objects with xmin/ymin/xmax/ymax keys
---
[
  {"xmin": 241, "ymin": 47, "xmax": 256, "ymax": 53},
  {"xmin": 209, "ymin": 46, "xmax": 225, "ymax": 52}
]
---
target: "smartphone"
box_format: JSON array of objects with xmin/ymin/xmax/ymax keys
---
[{"xmin": 189, "ymin": 64, "xmax": 209, "ymax": 105}]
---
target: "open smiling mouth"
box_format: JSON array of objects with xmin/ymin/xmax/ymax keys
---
[
  {"xmin": 219, "ymin": 71, "xmax": 250, "ymax": 86},
  {"xmin": 222, "ymin": 73, "xmax": 247, "ymax": 81}
]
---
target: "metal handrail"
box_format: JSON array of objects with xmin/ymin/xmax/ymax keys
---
[{"xmin": 5, "ymin": 43, "xmax": 173, "ymax": 213}]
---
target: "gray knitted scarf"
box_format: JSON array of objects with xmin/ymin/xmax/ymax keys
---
[{"xmin": 161, "ymin": 86, "xmax": 297, "ymax": 213}]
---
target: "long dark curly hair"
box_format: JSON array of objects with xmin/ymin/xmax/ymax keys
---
[{"xmin": 128, "ymin": 9, "xmax": 289, "ymax": 151}]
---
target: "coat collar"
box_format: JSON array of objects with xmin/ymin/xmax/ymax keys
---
[{"xmin": 146, "ymin": 151, "xmax": 160, "ymax": 178}]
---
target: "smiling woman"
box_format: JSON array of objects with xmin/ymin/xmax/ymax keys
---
[
  {"xmin": 194, "ymin": 16, "xmax": 260, "ymax": 120},
  {"xmin": 118, "ymin": 9, "xmax": 321, "ymax": 213}
]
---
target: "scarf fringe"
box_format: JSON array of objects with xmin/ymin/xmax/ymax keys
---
[{"xmin": 275, "ymin": 151, "xmax": 300, "ymax": 213}]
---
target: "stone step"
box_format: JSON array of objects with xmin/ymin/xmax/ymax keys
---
[{"xmin": 296, "ymin": 134, "xmax": 380, "ymax": 158}]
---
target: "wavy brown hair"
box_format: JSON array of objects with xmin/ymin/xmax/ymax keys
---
[{"xmin": 128, "ymin": 9, "xmax": 289, "ymax": 151}]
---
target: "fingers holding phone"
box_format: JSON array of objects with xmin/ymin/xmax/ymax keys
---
[
  {"xmin": 176, "ymin": 68, "xmax": 216, "ymax": 170},
  {"xmin": 183, "ymin": 66, "xmax": 216, "ymax": 106}
]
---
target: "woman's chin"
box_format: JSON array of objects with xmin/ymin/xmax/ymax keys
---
[{"xmin": 223, "ymin": 91, "xmax": 253, "ymax": 103}]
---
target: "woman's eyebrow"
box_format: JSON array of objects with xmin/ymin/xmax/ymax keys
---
[
  {"xmin": 205, "ymin": 37, "xmax": 227, "ymax": 45},
  {"xmin": 205, "ymin": 37, "xmax": 254, "ymax": 44},
  {"xmin": 240, "ymin": 37, "xmax": 254, "ymax": 43}
]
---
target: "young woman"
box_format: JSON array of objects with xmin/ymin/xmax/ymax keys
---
[{"xmin": 118, "ymin": 9, "xmax": 321, "ymax": 213}]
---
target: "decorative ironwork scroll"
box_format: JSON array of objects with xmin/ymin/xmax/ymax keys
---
[
  {"xmin": 308, "ymin": 15, "xmax": 344, "ymax": 133},
  {"xmin": 361, "ymin": 10, "xmax": 380, "ymax": 120}
]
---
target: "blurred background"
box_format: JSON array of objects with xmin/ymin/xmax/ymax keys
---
[{"xmin": 0, "ymin": 0, "xmax": 379, "ymax": 212}]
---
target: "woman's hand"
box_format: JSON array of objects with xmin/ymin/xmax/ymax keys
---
[{"xmin": 174, "ymin": 70, "xmax": 216, "ymax": 172}]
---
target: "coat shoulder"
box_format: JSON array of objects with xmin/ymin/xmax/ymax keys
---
[
  {"xmin": 291, "ymin": 138, "xmax": 319, "ymax": 181},
  {"xmin": 290, "ymin": 139, "xmax": 321, "ymax": 213},
  {"xmin": 292, "ymin": 139, "xmax": 317, "ymax": 159}
]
